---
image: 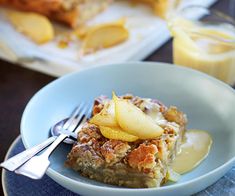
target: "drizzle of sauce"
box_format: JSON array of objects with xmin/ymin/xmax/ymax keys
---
[{"xmin": 171, "ymin": 129, "xmax": 212, "ymax": 174}]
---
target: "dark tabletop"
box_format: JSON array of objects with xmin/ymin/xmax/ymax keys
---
[{"xmin": 0, "ymin": 0, "xmax": 232, "ymax": 195}]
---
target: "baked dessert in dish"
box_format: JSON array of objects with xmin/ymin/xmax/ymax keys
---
[
  {"xmin": 0, "ymin": 0, "xmax": 112, "ymax": 28},
  {"xmin": 1, "ymin": 0, "xmax": 180, "ymax": 28},
  {"xmin": 66, "ymin": 94, "xmax": 187, "ymax": 188},
  {"xmin": 1, "ymin": 0, "xmax": 181, "ymax": 47}
]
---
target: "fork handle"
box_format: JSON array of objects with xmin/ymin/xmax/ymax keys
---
[
  {"xmin": 41, "ymin": 133, "xmax": 68, "ymax": 158},
  {"xmin": 0, "ymin": 136, "xmax": 56, "ymax": 171},
  {"xmin": 15, "ymin": 134, "xmax": 68, "ymax": 179}
]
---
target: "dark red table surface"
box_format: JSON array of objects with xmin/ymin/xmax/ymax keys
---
[{"xmin": 0, "ymin": 0, "xmax": 232, "ymax": 195}]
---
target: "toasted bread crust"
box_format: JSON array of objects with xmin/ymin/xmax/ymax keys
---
[{"xmin": 1, "ymin": 0, "xmax": 112, "ymax": 27}]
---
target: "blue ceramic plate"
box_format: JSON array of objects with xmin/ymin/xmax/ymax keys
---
[{"xmin": 20, "ymin": 62, "xmax": 235, "ymax": 196}]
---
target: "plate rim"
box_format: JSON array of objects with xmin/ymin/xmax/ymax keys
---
[{"xmin": 1, "ymin": 135, "xmax": 21, "ymax": 196}]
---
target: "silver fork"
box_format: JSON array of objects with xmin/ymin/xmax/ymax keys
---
[
  {"xmin": 0, "ymin": 104, "xmax": 85, "ymax": 172},
  {"xmin": 14, "ymin": 103, "xmax": 91, "ymax": 179},
  {"xmin": 0, "ymin": 103, "xmax": 91, "ymax": 175}
]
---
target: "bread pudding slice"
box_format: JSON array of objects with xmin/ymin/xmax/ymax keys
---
[
  {"xmin": 1, "ymin": 0, "xmax": 112, "ymax": 28},
  {"xmin": 66, "ymin": 95, "xmax": 187, "ymax": 188}
]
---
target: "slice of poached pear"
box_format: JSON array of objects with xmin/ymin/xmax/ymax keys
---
[
  {"xmin": 113, "ymin": 92, "xmax": 164, "ymax": 139},
  {"xmin": 99, "ymin": 126, "xmax": 139, "ymax": 142},
  {"xmin": 89, "ymin": 100, "xmax": 118, "ymax": 127}
]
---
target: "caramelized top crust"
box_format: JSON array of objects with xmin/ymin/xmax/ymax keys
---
[
  {"xmin": 127, "ymin": 144, "xmax": 158, "ymax": 173},
  {"xmin": 101, "ymin": 140, "xmax": 130, "ymax": 165},
  {"xmin": 78, "ymin": 123, "xmax": 104, "ymax": 143},
  {"xmin": 1, "ymin": 0, "xmax": 62, "ymax": 15}
]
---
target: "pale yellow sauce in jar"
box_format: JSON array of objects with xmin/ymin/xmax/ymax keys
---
[
  {"xmin": 169, "ymin": 17, "xmax": 235, "ymax": 85},
  {"xmin": 171, "ymin": 129, "xmax": 213, "ymax": 174}
]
